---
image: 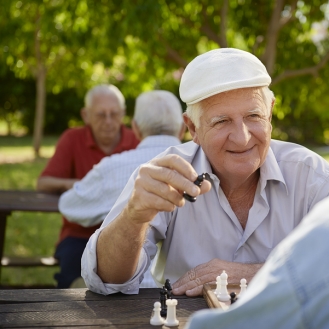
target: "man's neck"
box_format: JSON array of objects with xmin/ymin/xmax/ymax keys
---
[{"xmin": 97, "ymin": 132, "xmax": 121, "ymax": 155}]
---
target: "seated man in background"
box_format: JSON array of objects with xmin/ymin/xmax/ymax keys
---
[
  {"xmin": 82, "ymin": 48, "xmax": 329, "ymax": 296},
  {"xmin": 37, "ymin": 84, "xmax": 139, "ymax": 288},
  {"xmin": 186, "ymin": 196, "xmax": 329, "ymax": 329},
  {"xmin": 59, "ymin": 90, "xmax": 185, "ymax": 288}
]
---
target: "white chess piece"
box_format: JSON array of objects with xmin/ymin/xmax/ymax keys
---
[
  {"xmin": 164, "ymin": 299, "xmax": 179, "ymax": 327},
  {"xmin": 238, "ymin": 278, "xmax": 247, "ymax": 297},
  {"xmin": 217, "ymin": 270, "xmax": 230, "ymax": 302},
  {"xmin": 214, "ymin": 275, "xmax": 221, "ymax": 295},
  {"xmin": 150, "ymin": 301, "xmax": 165, "ymax": 326}
]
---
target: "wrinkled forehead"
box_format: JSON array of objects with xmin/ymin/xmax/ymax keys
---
[
  {"xmin": 89, "ymin": 92, "xmax": 122, "ymax": 111},
  {"xmin": 200, "ymin": 87, "xmax": 267, "ymax": 114}
]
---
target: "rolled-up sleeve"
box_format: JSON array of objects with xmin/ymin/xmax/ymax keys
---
[{"xmin": 81, "ymin": 226, "xmax": 150, "ymax": 295}]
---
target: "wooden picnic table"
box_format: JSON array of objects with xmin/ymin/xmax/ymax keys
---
[
  {"xmin": 0, "ymin": 190, "xmax": 60, "ymax": 281},
  {"xmin": 0, "ymin": 287, "xmax": 208, "ymax": 328}
]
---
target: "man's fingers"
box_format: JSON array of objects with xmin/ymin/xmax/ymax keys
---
[{"xmin": 185, "ymin": 286, "xmax": 204, "ymax": 297}]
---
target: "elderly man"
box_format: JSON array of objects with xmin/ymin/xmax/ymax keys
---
[
  {"xmin": 59, "ymin": 90, "xmax": 185, "ymax": 287},
  {"xmin": 37, "ymin": 84, "xmax": 139, "ymax": 288},
  {"xmin": 81, "ymin": 49, "xmax": 329, "ymax": 296}
]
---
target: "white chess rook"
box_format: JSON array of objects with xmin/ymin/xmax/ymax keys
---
[
  {"xmin": 150, "ymin": 301, "xmax": 165, "ymax": 326},
  {"xmin": 217, "ymin": 270, "xmax": 230, "ymax": 302},
  {"xmin": 164, "ymin": 299, "xmax": 179, "ymax": 327}
]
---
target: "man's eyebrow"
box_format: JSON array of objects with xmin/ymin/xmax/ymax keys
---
[{"xmin": 208, "ymin": 115, "xmax": 227, "ymax": 124}]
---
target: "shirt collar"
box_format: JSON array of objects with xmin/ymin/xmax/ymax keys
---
[
  {"xmin": 260, "ymin": 146, "xmax": 288, "ymax": 194},
  {"xmin": 85, "ymin": 125, "xmax": 99, "ymax": 149},
  {"xmin": 137, "ymin": 135, "xmax": 181, "ymax": 149}
]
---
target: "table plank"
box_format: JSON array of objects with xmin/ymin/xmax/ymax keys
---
[
  {"xmin": 0, "ymin": 190, "xmax": 59, "ymax": 212},
  {"xmin": 0, "ymin": 288, "xmax": 208, "ymax": 328}
]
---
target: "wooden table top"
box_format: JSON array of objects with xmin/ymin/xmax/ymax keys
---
[
  {"xmin": 0, "ymin": 288, "xmax": 208, "ymax": 328},
  {"xmin": 0, "ymin": 190, "xmax": 59, "ymax": 213}
]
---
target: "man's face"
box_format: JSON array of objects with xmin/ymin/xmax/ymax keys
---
[
  {"xmin": 87, "ymin": 93, "xmax": 124, "ymax": 146},
  {"xmin": 190, "ymin": 88, "xmax": 272, "ymax": 181}
]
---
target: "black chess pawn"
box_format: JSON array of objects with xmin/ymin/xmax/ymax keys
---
[
  {"xmin": 230, "ymin": 292, "xmax": 237, "ymax": 304},
  {"xmin": 183, "ymin": 173, "xmax": 206, "ymax": 202},
  {"xmin": 159, "ymin": 287, "xmax": 167, "ymax": 317},
  {"xmin": 164, "ymin": 279, "xmax": 172, "ymax": 299}
]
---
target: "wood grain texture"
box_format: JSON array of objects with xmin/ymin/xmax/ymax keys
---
[
  {"xmin": 0, "ymin": 288, "xmax": 209, "ymax": 328},
  {"xmin": 203, "ymin": 283, "xmax": 240, "ymax": 309}
]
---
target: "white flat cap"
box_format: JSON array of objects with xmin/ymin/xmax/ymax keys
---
[{"xmin": 179, "ymin": 48, "xmax": 271, "ymax": 105}]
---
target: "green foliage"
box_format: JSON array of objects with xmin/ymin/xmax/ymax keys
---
[{"xmin": 1, "ymin": 0, "xmax": 329, "ymax": 144}]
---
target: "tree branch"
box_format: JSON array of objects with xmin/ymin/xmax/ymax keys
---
[
  {"xmin": 164, "ymin": 45, "xmax": 188, "ymax": 67},
  {"xmin": 219, "ymin": 0, "xmax": 228, "ymax": 47},
  {"xmin": 279, "ymin": 0, "xmax": 298, "ymax": 28},
  {"xmin": 261, "ymin": 0, "xmax": 286, "ymax": 75},
  {"xmin": 271, "ymin": 52, "xmax": 329, "ymax": 85}
]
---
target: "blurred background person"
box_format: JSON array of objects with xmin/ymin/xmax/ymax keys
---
[{"xmin": 37, "ymin": 84, "xmax": 139, "ymax": 288}]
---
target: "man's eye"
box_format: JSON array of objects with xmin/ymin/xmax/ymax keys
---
[
  {"xmin": 213, "ymin": 119, "xmax": 227, "ymax": 125},
  {"xmin": 249, "ymin": 114, "xmax": 261, "ymax": 119}
]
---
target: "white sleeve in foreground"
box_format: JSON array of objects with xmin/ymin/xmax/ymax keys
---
[{"xmin": 81, "ymin": 227, "xmax": 149, "ymax": 295}]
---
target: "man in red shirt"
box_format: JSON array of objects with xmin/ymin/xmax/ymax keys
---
[{"xmin": 37, "ymin": 84, "xmax": 139, "ymax": 288}]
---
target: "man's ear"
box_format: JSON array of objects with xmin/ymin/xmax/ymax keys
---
[
  {"xmin": 131, "ymin": 119, "xmax": 142, "ymax": 141},
  {"xmin": 80, "ymin": 108, "xmax": 89, "ymax": 125},
  {"xmin": 269, "ymin": 99, "xmax": 275, "ymax": 121},
  {"xmin": 178, "ymin": 123, "xmax": 186, "ymax": 141},
  {"xmin": 183, "ymin": 113, "xmax": 200, "ymax": 145}
]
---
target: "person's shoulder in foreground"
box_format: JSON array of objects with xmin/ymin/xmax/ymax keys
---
[{"xmin": 186, "ymin": 196, "xmax": 329, "ymax": 329}]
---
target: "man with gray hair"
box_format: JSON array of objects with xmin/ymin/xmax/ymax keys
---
[
  {"xmin": 82, "ymin": 49, "xmax": 329, "ymax": 296},
  {"xmin": 37, "ymin": 84, "xmax": 139, "ymax": 288},
  {"xmin": 59, "ymin": 90, "xmax": 185, "ymax": 287}
]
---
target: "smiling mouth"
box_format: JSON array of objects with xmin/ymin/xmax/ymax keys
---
[{"xmin": 227, "ymin": 147, "xmax": 254, "ymax": 154}]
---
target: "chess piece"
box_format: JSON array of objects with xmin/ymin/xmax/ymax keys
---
[
  {"xmin": 159, "ymin": 287, "xmax": 167, "ymax": 317},
  {"xmin": 230, "ymin": 292, "xmax": 237, "ymax": 304},
  {"xmin": 183, "ymin": 173, "xmax": 206, "ymax": 202},
  {"xmin": 150, "ymin": 301, "xmax": 165, "ymax": 326},
  {"xmin": 217, "ymin": 270, "xmax": 230, "ymax": 302},
  {"xmin": 214, "ymin": 275, "xmax": 221, "ymax": 295},
  {"xmin": 164, "ymin": 299, "xmax": 179, "ymax": 327},
  {"xmin": 238, "ymin": 278, "xmax": 247, "ymax": 297},
  {"xmin": 165, "ymin": 279, "xmax": 173, "ymax": 299}
]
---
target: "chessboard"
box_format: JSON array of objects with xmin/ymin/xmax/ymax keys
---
[{"xmin": 203, "ymin": 283, "xmax": 240, "ymax": 310}]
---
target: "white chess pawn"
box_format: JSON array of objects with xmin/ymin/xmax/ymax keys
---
[
  {"xmin": 150, "ymin": 301, "xmax": 165, "ymax": 326},
  {"xmin": 214, "ymin": 275, "xmax": 221, "ymax": 295},
  {"xmin": 164, "ymin": 299, "xmax": 179, "ymax": 327},
  {"xmin": 238, "ymin": 278, "xmax": 247, "ymax": 297},
  {"xmin": 217, "ymin": 270, "xmax": 230, "ymax": 302}
]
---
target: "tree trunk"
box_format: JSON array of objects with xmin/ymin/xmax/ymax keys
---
[
  {"xmin": 32, "ymin": 10, "xmax": 47, "ymax": 158},
  {"xmin": 33, "ymin": 65, "xmax": 46, "ymax": 157}
]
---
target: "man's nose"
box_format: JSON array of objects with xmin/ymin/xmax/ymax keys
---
[{"xmin": 228, "ymin": 120, "xmax": 251, "ymax": 145}]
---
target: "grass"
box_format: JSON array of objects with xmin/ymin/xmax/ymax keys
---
[{"xmin": 0, "ymin": 135, "xmax": 61, "ymax": 287}]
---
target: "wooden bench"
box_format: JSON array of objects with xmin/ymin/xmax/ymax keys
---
[{"xmin": 0, "ymin": 190, "xmax": 60, "ymax": 284}]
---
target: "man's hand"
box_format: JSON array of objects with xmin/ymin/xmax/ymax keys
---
[
  {"xmin": 125, "ymin": 154, "xmax": 212, "ymax": 224},
  {"xmin": 172, "ymin": 258, "xmax": 263, "ymax": 297}
]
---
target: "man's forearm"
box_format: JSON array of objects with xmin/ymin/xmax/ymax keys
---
[
  {"xmin": 96, "ymin": 206, "xmax": 150, "ymax": 284},
  {"xmin": 37, "ymin": 176, "xmax": 77, "ymax": 193}
]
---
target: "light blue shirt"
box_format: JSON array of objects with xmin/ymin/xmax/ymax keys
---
[
  {"xmin": 81, "ymin": 139, "xmax": 329, "ymax": 295},
  {"xmin": 59, "ymin": 135, "xmax": 181, "ymax": 226},
  {"xmin": 186, "ymin": 196, "xmax": 329, "ymax": 329},
  {"xmin": 59, "ymin": 135, "xmax": 181, "ymax": 288}
]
